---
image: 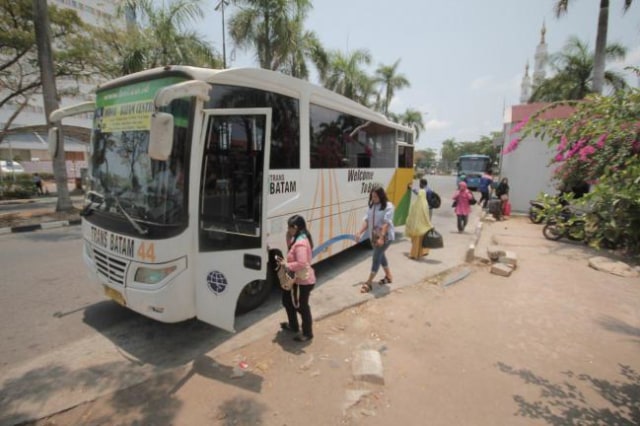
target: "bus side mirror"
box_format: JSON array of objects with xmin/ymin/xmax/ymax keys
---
[
  {"xmin": 149, "ymin": 112, "xmax": 174, "ymax": 160},
  {"xmin": 48, "ymin": 126, "xmax": 59, "ymax": 157}
]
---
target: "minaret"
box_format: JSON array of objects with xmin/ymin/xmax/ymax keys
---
[
  {"xmin": 520, "ymin": 62, "xmax": 531, "ymax": 104},
  {"xmin": 532, "ymin": 22, "xmax": 548, "ymax": 87}
]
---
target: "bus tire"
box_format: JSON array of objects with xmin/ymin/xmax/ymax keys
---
[
  {"xmin": 236, "ymin": 278, "xmax": 272, "ymax": 314},
  {"xmin": 235, "ymin": 249, "xmax": 280, "ymax": 315}
]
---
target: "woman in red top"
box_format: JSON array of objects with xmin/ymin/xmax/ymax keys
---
[
  {"xmin": 279, "ymin": 215, "xmax": 316, "ymax": 342},
  {"xmin": 452, "ymin": 181, "xmax": 474, "ymax": 233}
]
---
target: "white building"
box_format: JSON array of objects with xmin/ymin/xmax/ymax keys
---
[
  {"xmin": 500, "ymin": 103, "xmax": 575, "ymax": 213},
  {"xmin": 0, "ymin": 1, "xmax": 121, "ymax": 132},
  {"xmin": 0, "ymin": 0, "xmax": 123, "ymax": 167}
]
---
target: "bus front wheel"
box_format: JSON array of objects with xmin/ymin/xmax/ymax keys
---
[{"xmin": 236, "ymin": 278, "xmax": 273, "ymax": 314}]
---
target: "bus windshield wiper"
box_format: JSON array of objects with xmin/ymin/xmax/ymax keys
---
[
  {"xmin": 80, "ymin": 190, "xmax": 105, "ymax": 216},
  {"xmin": 109, "ymin": 193, "xmax": 149, "ymax": 236}
]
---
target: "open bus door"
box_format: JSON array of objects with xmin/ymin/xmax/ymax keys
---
[{"xmin": 195, "ymin": 108, "xmax": 272, "ymax": 331}]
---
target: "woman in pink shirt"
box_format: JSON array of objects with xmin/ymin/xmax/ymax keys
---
[
  {"xmin": 453, "ymin": 181, "xmax": 474, "ymax": 233},
  {"xmin": 279, "ymin": 214, "xmax": 316, "ymax": 342}
]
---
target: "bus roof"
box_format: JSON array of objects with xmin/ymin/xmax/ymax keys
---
[{"xmin": 97, "ymin": 65, "xmax": 415, "ymax": 137}]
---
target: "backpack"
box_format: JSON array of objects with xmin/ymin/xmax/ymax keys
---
[{"xmin": 427, "ymin": 190, "xmax": 441, "ymax": 209}]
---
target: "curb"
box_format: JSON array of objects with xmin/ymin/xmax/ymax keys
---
[
  {"xmin": 466, "ymin": 217, "xmax": 484, "ymax": 263},
  {"xmin": 0, "ymin": 219, "xmax": 81, "ymax": 235}
]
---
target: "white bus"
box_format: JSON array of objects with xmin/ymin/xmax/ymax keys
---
[{"xmin": 49, "ymin": 66, "xmax": 415, "ymax": 332}]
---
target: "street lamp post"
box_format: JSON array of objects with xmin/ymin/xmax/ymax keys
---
[{"xmin": 215, "ymin": 0, "xmax": 230, "ymax": 68}]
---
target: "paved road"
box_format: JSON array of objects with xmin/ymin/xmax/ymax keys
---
[{"xmin": 0, "ymin": 196, "xmax": 85, "ymax": 214}]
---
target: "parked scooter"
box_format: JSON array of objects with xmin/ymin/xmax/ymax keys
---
[
  {"xmin": 529, "ymin": 193, "xmax": 571, "ymax": 224},
  {"xmin": 529, "ymin": 199, "xmax": 545, "ymax": 223},
  {"xmin": 542, "ymin": 209, "xmax": 587, "ymax": 241}
]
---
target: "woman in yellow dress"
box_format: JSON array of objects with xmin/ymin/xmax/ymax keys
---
[{"xmin": 405, "ymin": 185, "xmax": 433, "ymax": 259}]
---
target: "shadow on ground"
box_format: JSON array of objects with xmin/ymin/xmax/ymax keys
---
[{"xmin": 496, "ymin": 362, "xmax": 640, "ymax": 425}]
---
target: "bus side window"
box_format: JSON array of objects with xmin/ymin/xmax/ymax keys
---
[{"xmin": 269, "ymin": 96, "xmax": 300, "ymax": 170}]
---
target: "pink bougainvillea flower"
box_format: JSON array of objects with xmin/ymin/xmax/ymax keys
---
[
  {"xmin": 510, "ymin": 118, "xmax": 529, "ymax": 135},
  {"xmin": 565, "ymin": 138, "xmax": 586, "ymax": 159},
  {"xmin": 554, "ymin": 153, "xmax": 564, "ymax": 162},
  {"xmin": 579, "ymin": 145, "xmax": 596, "ymax": 161},
  {"xmin": 595, "ymin": 133, "xmax": 607, "ymax": 148},
  {"xmin": 502, "ymin": 138, "xmax": 520, "ymax": 154},
  {"xmin": 557, "ymin": 135, "xmax": 569, "ymax": 152}
]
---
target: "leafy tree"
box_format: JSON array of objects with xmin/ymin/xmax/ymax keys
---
[
  {"xmin": 374, "ymin": 59, "xmax": 410, "ymax": 116},
  {"xmin": 414, "ymin": 149, "xmax": 437, "ymax": 170},
  {"xmin": 530, "ymin": 37, "xmax": 627, "ymax": 102},
  {"xmin": 554, "ymin": 0, "xmax": 635, "ymax": 95},
  {"xmin": 0, "ymin": 0, "xmax": 100, "ymax": 130},
  {"xmin": 440, "ymin": 138, "xmax": 459, "ymax": 172},
  {"xmin": 513, "ymin": 89, "xmax": 640, "ymax": 254},
  {"xmin": 102, "ymin": 0, "xmax": 220, "ymax": 76},
  {"xmin": 321, "ymin": 49, "xmax": 374, "ymax": 104}
]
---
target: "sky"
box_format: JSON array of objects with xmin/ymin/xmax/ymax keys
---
[{"xmin": 196, "ymin": 0, "xmax": 640, "ymax": 153}]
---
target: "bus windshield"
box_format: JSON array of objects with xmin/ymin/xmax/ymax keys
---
[
  {"xmin": 87, "ymin": 77, "xmax": 192, "ymax": 227},
  {"xmin": 458, "ymin": 156, "xmax": 490, "ymax": 173}
]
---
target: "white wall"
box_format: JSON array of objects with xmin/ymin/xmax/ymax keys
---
[{"xmin": 500, "ymin": 126, "xmax": 558, "ymax": 213}]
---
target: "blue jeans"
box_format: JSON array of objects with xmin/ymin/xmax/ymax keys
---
[{"xmin": 371, "ymin": 240, "xmax": 391, "ymax": 273}]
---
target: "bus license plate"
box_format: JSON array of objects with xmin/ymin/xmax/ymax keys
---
[{"xmin": 104, "ymin": 285, "xmax": 126, "ymax": 306}]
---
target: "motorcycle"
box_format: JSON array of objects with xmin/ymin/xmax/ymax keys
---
[
  {"xmin": 542, "ymin": 209, "xmax": 587, "ymax": 242},
  {"xmin": 529, "ymin": 193, "xmax": 571, "ymax": 224},
  {"xmin": 529, "ymin": 199, "xmax": 545, "ymax": 223}
]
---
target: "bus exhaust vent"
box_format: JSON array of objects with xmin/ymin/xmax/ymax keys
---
[{"xmin": 93, "ymin": 248, "xmax": 129, "ymax": 286}]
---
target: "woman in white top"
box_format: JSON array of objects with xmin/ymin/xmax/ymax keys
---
[{"xmin": 355, "ymin": 186, "xmax": 395, "ymax": 293}]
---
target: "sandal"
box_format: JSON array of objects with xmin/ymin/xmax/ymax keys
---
[
  {"xmin": 360, "ymin": 282, "xmax": 372, "ymax": 293},
  {"xmin": 379, "ymin": 276, "xmax": 392, "ymax": 285}
]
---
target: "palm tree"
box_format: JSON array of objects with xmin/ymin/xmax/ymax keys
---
[
  {"xmin": 554, "ymin": 0, "xmax": 635, "ymax": 95},
  {"xmin": 107, "ymin": 0, "xmax": 220, "ymax": 75},
  {"xmin": 321, "ymin": 49, "xmax": 374, "ymax": 104},
  {"xmin": 229, "ymin": 0, "xmax": 325, "ymax": 78},
  {"xmin": 280, "ymin": 8, "xmax": 328, "ymax": 79},
  {"xmin": 374, "ymin": 59, "xmax": 410, "ymax": 116},
  {"xmin": 530, "ymin": 37, "xmax": 627, "ymax": 102},
  {"xmin": 398, "ymin": 109, "xmax": 426, "ymax": 142}
]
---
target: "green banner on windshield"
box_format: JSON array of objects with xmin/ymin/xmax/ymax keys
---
[{"xmin": 96, "ymin": 76, "xmax": 189, "ymax": 132}]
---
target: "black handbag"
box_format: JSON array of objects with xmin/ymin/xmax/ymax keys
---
[{"xmin": 422, "ymin": 228, "xmax": 444, "ymax": 249}]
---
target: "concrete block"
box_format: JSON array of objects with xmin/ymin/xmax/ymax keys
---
[
  {"xmin": 41, "ymin": 221, "xmax": 69, "ymax": 230},
  {"xmin": 491, "ymin": 263, "xmax": 514, "ymax": 277},
  {"xmin": 352, "ymin": 349, "xmax": 384, "ymax": 385},
  {"xmin": 498, "ymin": 251, "xmax": 518, "ymax": 269},
  {"xmin": 466, "ymin": 243, "xmax": 476, "ymax": 263},
  {"xmin": 487, "ymin": 245, "xmax": 505, "ymax": 261}
]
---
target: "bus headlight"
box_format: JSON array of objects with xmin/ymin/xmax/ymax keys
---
[{"xmin": 135, "ymin": 265, "xmax": 177, "ymax": 284}]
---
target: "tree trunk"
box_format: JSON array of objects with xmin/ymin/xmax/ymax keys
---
[
  {"xmin": 32, "ymin": 0, "xmax": 73, "ymax": 211},
  {"xmin": 592, "ymin": 0, "xmax": 609, "ymax": 95}
]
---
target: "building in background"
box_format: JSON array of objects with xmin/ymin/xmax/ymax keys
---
[
  {"xmin": 0, "ymin": 0, "xmax": 124, "ymax": 176},
  {"xmin": 500, "ymin": 103, "xmax": 575, "ymax": 213}
]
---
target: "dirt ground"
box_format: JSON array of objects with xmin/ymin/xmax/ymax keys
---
[{"xmin": 30, "ymin": 217, "xmax": 640, "ymax": 426}]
